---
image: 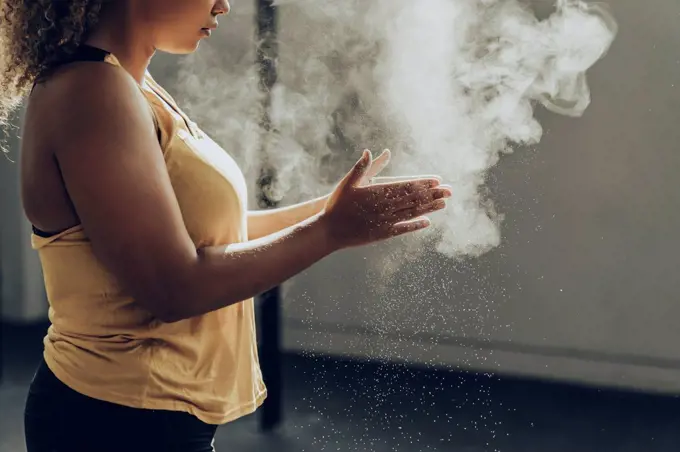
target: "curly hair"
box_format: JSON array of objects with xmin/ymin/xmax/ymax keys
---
[{"xmin": 0, "ymin": 0, "xmax": 105, "ymax": 151}]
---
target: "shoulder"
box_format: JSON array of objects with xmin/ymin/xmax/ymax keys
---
[{"xmin": 29, "ymin": 61, "xmax": 155, "ymax": 145}]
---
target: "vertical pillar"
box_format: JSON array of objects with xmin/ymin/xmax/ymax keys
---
[{"xmin": 255, "ymin": 0, "xmax": 283, "ymax": 432}]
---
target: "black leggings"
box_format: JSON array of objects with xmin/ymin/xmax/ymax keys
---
[{"xmin": 24, "ymin": 358, "xmax": 218, "ymax": 452}]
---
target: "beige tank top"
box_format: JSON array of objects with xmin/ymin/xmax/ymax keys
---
[{"xmin": 31, "ymin": 48, "xmax": 266, "ymax": 425}]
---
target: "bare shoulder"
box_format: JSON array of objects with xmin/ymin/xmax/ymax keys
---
[
  {"xmin": 30, "ymin": 61, "xmax": 155, "ymax": 148},
  {"xmin": 23, "ymin": 61, "xmax": 196, "ymax": 322}
]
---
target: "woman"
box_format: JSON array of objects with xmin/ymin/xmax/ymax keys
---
[{"xmin": 1, "ymin": 1, "xmax": 451, "ymax": 451}]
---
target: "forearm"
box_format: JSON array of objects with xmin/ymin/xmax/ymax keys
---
[
  {"xmin": 167, "ymin": 212, "xmax": 335, "ymax": 322},
  {"xmin": 247, "ymin": 195, "xmax": 328, "ymax": 240}
]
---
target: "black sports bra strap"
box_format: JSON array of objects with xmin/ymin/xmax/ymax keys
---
[
  {"xmin": 58, "ymin": 44, "xmax": 112, "ymax": 64},
  {"xmin": 33, "ymin": 44, "xmax": 120, "ymax": 90}
]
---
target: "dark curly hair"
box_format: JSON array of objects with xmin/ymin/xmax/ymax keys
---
[{"xmin": 0, "ymin": 0, "xmax": 105, "ymax": 151}]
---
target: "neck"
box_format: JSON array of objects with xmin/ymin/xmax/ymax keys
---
[{"xmin": 83, "ymin": 2, "xmax": 155, "ymax": 84}]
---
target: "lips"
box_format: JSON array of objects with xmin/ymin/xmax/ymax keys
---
[{"xmin": 200, "ymin": 23, "xmax": 217, "ymax": 36}]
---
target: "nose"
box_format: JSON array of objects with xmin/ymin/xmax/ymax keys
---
[{"xmin": 213, "ymin": 0, "xmax": 230, "ymax": 16}]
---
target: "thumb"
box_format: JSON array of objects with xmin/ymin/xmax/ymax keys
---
[
  {"xmin": 363, "ymin": 149, "xmax": 391, "ymax": 183},
  {"xmin": 344, "ymin": 149, "xmax": 372, "ymax": 188}
]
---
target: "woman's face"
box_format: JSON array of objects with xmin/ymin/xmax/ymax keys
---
[{"xmin": 141, "ymin": 0, "xmax": 230, "ymax": 54}]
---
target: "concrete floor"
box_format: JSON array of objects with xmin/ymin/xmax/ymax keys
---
[{"xmin": 2, "ymin": 321, "xmax": 680, "ymax": 452}]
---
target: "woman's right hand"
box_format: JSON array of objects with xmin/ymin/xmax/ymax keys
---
[{"xmin": 320, "ymin": 149, "xmax": 452, "ymax": 250}]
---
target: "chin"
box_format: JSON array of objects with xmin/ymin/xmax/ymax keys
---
[{"xmin": 158, "ymin": 41, "xmax": 202, "ymax": 55}]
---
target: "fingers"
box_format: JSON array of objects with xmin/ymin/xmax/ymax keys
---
[
  {"xmin": 377, "ymin": 185, "xmax": 452, "ymax": 212},
  {"xmin": 387, "ymin": 217, "xmax": 432, "ymax": 237},
  {"xmin": 345, "ymin": 149, "xmax": 373, "ymax": 188},
  {"xmin": 365, "ymin": 149, "xmax": 391, "ymax": 180},
  {"xmin": 380, "ymin": 198, "xmax": 447, "ymax": 223},
  {"xmin": 359, "ymin": 149, "xmax": 391, "ymax": 187},
  {"xmin": 381, "ymin": 198, "xmax": 445, "ymax": 238},
  {"xmin": 371, "ymin": 175, "xmax": 443, "ymax": 184},
  {"xmin": 368, "ymin": 178, "xmax": 442, "ymax": 200}
]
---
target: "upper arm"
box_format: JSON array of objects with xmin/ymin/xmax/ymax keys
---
[{"xmin": 47, "ymin": 64, "xmax": 197, "ymax": 320}]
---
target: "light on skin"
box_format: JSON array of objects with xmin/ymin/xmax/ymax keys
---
[
  {"xmin": 84, "ymin": 0, "xmax": 230, "ymax": 84},
  {"xmin": 83, "ymin": 3, "xmax": 434, "ymax": 242},
  {"xmin": 247, "ymin": 150, "xmax": 393, "ymax": 240},
  {"xmin": 247, "ymin": 148, "xmax": 450, "ymax": 240}
]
